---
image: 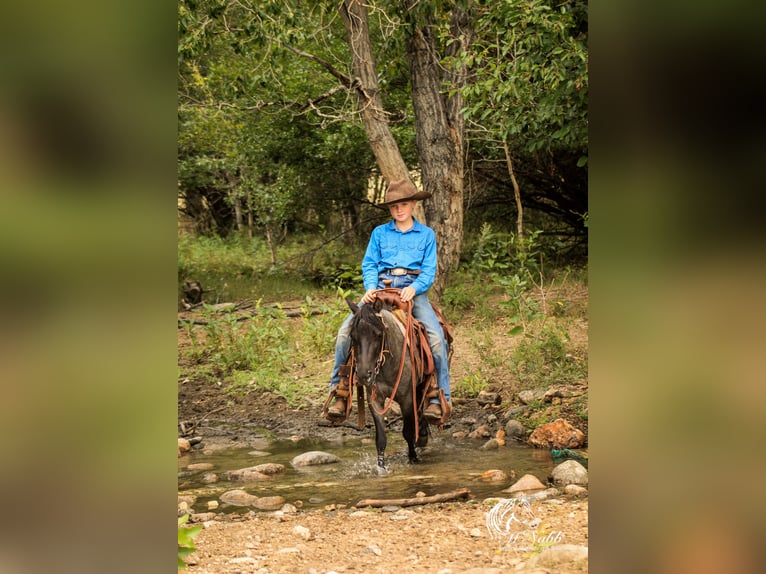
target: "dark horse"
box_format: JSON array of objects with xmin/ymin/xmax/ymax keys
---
[{"xmin": 347, "ymin": 293, "xmax": 430, "ymax": 474}]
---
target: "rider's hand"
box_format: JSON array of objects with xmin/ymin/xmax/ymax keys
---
[
  {"xmin": 400, "ymin": 286, "xmax": 416, "ymax": 302},
  {"xmin": 361, "ymin": 289, "xmax": 378, "ymax": 304}
]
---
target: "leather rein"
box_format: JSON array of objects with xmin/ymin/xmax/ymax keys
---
[{"xmin": 367, "ymin": 292, "xmax": 423, "ymax": 439}]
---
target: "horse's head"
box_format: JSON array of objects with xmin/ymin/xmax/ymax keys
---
[{"xmin": 347, "ymin": 297, "xmax": 387, "ymax": 386}]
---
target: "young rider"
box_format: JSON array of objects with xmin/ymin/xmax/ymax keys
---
[{"xmin": 326, "ymin": 178, "xmax": 451, "ymax": 422}]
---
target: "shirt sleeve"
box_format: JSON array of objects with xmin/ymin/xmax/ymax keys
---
[
  {"xmin": 409, "ymin": 227, "xmax": 437, "ymax": 295},
  {"xmin": 361, "ymin": 227, "xmax": 382, "ymax": 291}
]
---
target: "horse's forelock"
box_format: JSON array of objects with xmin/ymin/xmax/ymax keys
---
[{"xmin": 351, "ymin": 303, "xmax": 384, "ymax": 335}]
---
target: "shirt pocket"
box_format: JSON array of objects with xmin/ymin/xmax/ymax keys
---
[
  {"xmin": 379, "ymin": 238, "xmax": 399, "ymax": 260},
  {"xmin": 401, "ymin": 235, "xmax": 426, "ymax": 255}
]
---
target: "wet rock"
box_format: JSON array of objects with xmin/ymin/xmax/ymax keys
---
[
  {"xmin": 504, "ymin": 419, "xmax": 526, "ymax": 441},
  {"xmin": 528, "ymin": 418, "xmax": 585, "ymax": 449},
  {"xmin": 543, "ymin": 386, "xmax": 583, "ymax": 402},
  {"xmin": 226, "ymin": 463, "xmax": 285, "ymax": 481},
  {"xmin": 178, "ymin": 438, "xmax": 191, "ymax": 455},
  {"xmin": 219, "ymin": 489, "xmax": 285, "ymax": 510},
  {"xmin": 207, "ymin": 500, "xmax": 219, "ymax": 510},
  {"xmin": 452, "ymin": 431, "xmax": 468, "ymax": 439},
  {"xmin": 468, "ymin": 425, "xmax": 491, "ymax": 439},
  {"xmin": 526, "ymin": 544, "xmax": 588, "ymax": 569},
  {"xmin": 220, "ymin": 489, "xmax": 259, "ymax": 506},
  {"xmin": 481, "ymin": 438, "xmax": 501, "ymax": 450},
  {"xmin": 480, "ymin": 469, "xmax": 509, "ymax": 482},
  {"xmin": 477, "ymin": 391, "xmax": 500, "ymax": 406},
  {"xmin": 186, "ymin": 462, "xmax": 214, "ymax": 471},
  {"xmin": 253, "ymin": 463, "xmax": 285, "ymax": 475},
  {"xmin": 248, "ymin": 450, "xmax": 272, "ymax": 457},
  {"xmin": 564, "ymin": 484, "xmax": 588, "ymax": 497},
  {"xmin": 503, "ymin": 473, "xmax": 546, "ymax": 494},
  {"xmin": 517, "ymin": 390, "xmax": 546, "ymax": 404},
  {"xmin": 254, "ymin": 496, "xmax": 286, "ymax": 510},
  {"xmin": 291, "ymin": 451, "xmax": 341, "ymax": 466},
  {"xmin": 225, "ymin": 468, "xmax": 268, "ymax": 481},
  {"xmin": 551, "ymin": 460, "xmax": 588, "ymax": 487},
  {"xmin": 178, "ymin": 494, "xmax": 197, "ymax": 507},
  {"xmin": 201, "ymin": 472, "xmax": 218, "ymax": 483}
]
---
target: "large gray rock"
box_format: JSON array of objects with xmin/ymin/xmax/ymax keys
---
[
  {"xmin": 504, "ymin": 419, "xmax": 526, "ymax": 440},
  {"xmin": 551, "ymin": 459, "xmax": 588, "ymax": 486},
  {"xmin": 291, "ymin": 451, "xmax": 341, "ymax": 467}
]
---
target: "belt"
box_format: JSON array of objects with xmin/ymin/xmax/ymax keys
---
[{"xmin": 384, "ymin": 268, "xmax": 421, "ymax": 276}]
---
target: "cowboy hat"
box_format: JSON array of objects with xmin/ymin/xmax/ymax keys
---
[{"xmin": 378, "ymin": 178, "xmax": 431, "ymax": 206}]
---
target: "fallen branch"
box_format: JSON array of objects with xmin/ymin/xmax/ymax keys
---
[
  {"xmin": 178, "ymin": 308, "xmax": 324, "ymax": 327},
  {"xmin": 355, "ymin": 487, "xmax": 471, "ymax": 508}
]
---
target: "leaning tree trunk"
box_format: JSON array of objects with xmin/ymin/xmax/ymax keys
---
[
  {"xmin": 340, "ymin": 1, "xmax": 409, "ymax": 184},
  {"xmin": 406, "ymin": 7, "xmax": 471, "ymax": 300}
]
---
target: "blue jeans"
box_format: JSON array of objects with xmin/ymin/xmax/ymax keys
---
[{"xmin": 330, "ymin": 273, "xmax": 450, "ymax": 402}]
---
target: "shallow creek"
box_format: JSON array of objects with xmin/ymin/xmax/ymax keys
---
[{"xmin": 178, "ymin": 432, "xmax": 585, "ymax": 513}]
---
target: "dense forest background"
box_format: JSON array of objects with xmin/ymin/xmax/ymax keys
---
[{"xmin": 177, "ymin": 0, "xmax": 588, "ymax": 294}]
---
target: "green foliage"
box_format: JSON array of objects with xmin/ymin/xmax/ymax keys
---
[
  {"xmin": 470, "ymin": 224, "xmax": 541, "ymax": 278},
  {"xmin": 178, "ymin": 514, "xmax": 202, "ymax": 570},
  {"xmin": 457, "ymin": 0, "xmax": 588, "ymax": 155},
  {"xmin": 454, "ymin": 371, "xmax": 490, "ymax": 399},
  {"xmin": 299, "ymin": 295, "xmax": 347, "ymax": 354},
  {"xmin": 441, "ymin": 282, "xmax": 474, "ymax": 314},
  {"xmin": 198, "ymin": 302, "xmax": 290, "ymax": 375},
  {"xmin": 511, "ymin": 324, "xmax": 586, "ymax": 388}
]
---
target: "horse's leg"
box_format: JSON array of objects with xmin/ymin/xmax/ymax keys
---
[
  {"xmin": 369, "ymin": 406, "xmax": 389, "ymax": 474},
  {"xmin": 402, "ymin": 409, "xmax": 419, "ymax": 463},
  {"xmin": 416, "ymin": 414, "xmax": 429, "ymax": 448}
]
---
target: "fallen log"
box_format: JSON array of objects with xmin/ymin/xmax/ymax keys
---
[{"xmin": 355, "ymin": 487, "xmax": 471, "ymax": 508}]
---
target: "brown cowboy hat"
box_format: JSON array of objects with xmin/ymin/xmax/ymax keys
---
[{"xmin": 378, "ymin": 178, "xmax": 431, "ymax": 206}]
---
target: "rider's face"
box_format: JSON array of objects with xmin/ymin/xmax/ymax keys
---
[{"xmin": 388, "ymin": 200, "xmax": 415, "ymax": 223}]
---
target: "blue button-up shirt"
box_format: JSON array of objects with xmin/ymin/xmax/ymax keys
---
[{"xmin": 361, "ymin": 218, "xmax": 437, "ymax": 295}]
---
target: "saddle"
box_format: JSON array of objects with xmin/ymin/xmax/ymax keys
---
[{"xmin": 374, "ymin": 289, "xmax": 454, "ymax": 376}]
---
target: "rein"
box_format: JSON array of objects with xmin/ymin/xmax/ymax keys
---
[{"xmin": 368, "ymin": 292, "xmax": 422, "ymax": 439}]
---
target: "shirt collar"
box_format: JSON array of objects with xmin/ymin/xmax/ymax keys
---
[{"xmin": 386, "ymin": 218, "xmax": 422, "ymax": 233}]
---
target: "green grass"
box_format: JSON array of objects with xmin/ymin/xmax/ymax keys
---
[{"xmin": 178, "ymin": 231, "xmax": 588, "ymax": 414}]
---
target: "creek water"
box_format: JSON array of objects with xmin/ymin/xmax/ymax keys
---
[{"xmin": 178, "ymin": 432, "xmax": 586, "ymax": 513}]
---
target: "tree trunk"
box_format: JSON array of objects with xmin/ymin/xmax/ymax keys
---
[
  {"xmin": 233, "ymin": 193, "xmax": 245, "ymax": 233},
  {"xmin": 340, "ymin": 1, "xmax": 409, "ymax": 183},
  {"xmin": 341, "ymin": 1, "xmax": 471, "ymax": 301},
  {"xmin": 406, "ymin": 7, "xmax": 471, "ymax": 300},
  {"xmin": 503, "ymin": 139, "xmax": 524, "ymax": 241}
]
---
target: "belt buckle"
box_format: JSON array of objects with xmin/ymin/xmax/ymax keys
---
[{"xmin": 391, "ymin": 268, "xmax": 407, "ymax": 276}]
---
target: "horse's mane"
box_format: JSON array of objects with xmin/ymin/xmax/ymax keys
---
[{"xmin": 350, "ymin": 302, "xmax": 384, "ymax": 336}]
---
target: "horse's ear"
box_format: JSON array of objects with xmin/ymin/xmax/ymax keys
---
[
  {"xmin": 346, "ymin": 297, "xmax": 359, "ymax": 314},
  {"xmin": 372, "ymin": 297, "xmax": 384, "ymax": 313}
]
